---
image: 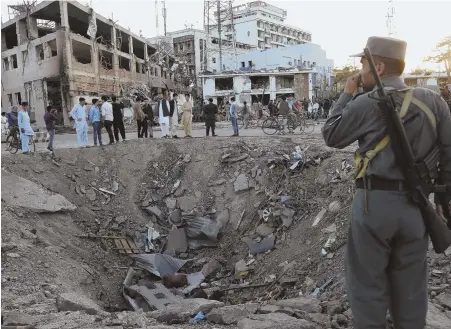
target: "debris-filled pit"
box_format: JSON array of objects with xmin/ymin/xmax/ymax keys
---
[{"xmin": 2, "ymin": 137, "xmax": 450, "ymax": 329}]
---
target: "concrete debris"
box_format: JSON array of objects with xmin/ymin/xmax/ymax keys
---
[
  {"xmin": 251, "ymin": 166, "xmax": 258, "ymax": 178},
  {"xmin": 188, "ymin": 239, "xmax": 218, "ymax": 250},
  {"xmin": 328, "ymin": 200, "xmax": 341, "ymax": 213},
  {"xmin": 177, "ymin": 195, "xmax": 197, "ymax": 212},
  {"xmin": 1, "ymin": 311, "xmax": 35, "ymax": 327},
  {"xmin": 312, "ymin": 208, "xmax": 327, "ymax": 227},
  {"xmin": 202, "ymin": 258, "xmax": 222, "ymax": 278},
  {"xmin": 234, "ymin": 173, "xmax": 251, "ymax": 192},
  {"xmin": 149, "ymin": 299, "xmax": 224, "ymax": 324},
  {"xmin": 243, "ymin": 235, "xmax": 275, "ymax": 254},
  {"xmin": 145, "ymin": 206, "xmax": 163, "ymax": 220},
  {"xmin": 322, "ymin": 223, "xmax": 337, "ymax": 234},
  {"xmin": 164, "ymin": 228, "xmax": 187, "ymax": 255},
  {"xmin": 207, "ymin": 303, "xmax": 259, "ymax": 324},
  {"xmin": 168, "ymin": 209, "xmax": 182, "ymax": 225},
  {"xmin": 2, "ymin": 170, "xmax": 76, "ymax": 213},
  {"xmin": 56, "ymin": 292, "xmax": 102, "ymax": 315},
  {"xmin": 165, "ymin": 197, "xmax": 177, "ymax": 209},
  {"xmin": 427, "ymin": 301, "xmax": 451, "ymax": 328},
  {"xmin": 6, "ymin": 252, "xmax": 21, "ymax": 258},
  {"xmin": 112, "ymin": 181, "xmax": 119, "ymax": 192},
  {"xmin": 435, "ymin": 293, "xmax": 451, "ymax": 309},
  {"xmin": 238, "ymin": 313, "xmax": 316, "ymax": 329},
  {"xmin": 131, "ymin": 253, "xmax": 187, "ymax": 278},
  {"xmin": 256, "ymin": 223, "xmax": 275, "ymax": 237},
  {"xmin": 281, "ymin": 208, "xmax": 295, "ymax": 228},
  {"xmin": 182, "ymin": 272, "xmax": 206, "ymax": 295},
  {"xmin": 222, "ymin": 153, "xmax": 249, "ymax": 163},
  {"xmin": 259, "ymin": 304, "xmax": 283, "ymax": 314},
  {"xmin": 216, "ymin": 209, "xmax": 230, "ymax": 227},
  {"xmin": 123, "ymin": 268, "xmax": 179, "ymax": 312},
  {"xmin": 235, "ymin": 259, "xmax": 249, "ymax": 279},
  {"xmin": 271, "ymin": 296, "xmax": 321, "ymax": 313},
  {"xmin": 208, "ymin": 178, "xmax": 227, "ymax": 186}
]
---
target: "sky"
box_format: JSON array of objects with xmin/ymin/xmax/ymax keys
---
[{"xmin": 1, "ymin": 0, "xmax": 450, "ymax": 72}]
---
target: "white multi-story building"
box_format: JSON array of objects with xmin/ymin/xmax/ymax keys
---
[
  {"xmin": 168, "ymin": 28, "xmax": 256, "ymax": 76},
  {"xmin": 213, "ymin": 1, "xmax": 312, "ymax": 50}
]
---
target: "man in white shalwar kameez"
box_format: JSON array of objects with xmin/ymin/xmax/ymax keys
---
[{"xmin": 158, "ymin": 94, "xmax": 171, "ymax": 138}]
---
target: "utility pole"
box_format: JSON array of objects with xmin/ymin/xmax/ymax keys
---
[
  {"xmin": 162, "ymin": 0, "xmax": 167, "ymax": 36},
  {"xmin": 217, "ymin": 1, "xmax": 222, "ymax": 72},
  {"xmin": 386, "ymin": 0, "xmax": 395, "ymax": 37},
  {"xmin": 155, "ymin": 0, "xmax": 159, "ymax": 36}
]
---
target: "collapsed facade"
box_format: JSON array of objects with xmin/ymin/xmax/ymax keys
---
[{"xmin": 1, "ymin": 0, "xmax": 185, "ymax": 127}]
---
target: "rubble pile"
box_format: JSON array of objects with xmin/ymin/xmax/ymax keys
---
[{"xmin": 1, "ymin": 137, "xmax": 451, "ymax": 329}]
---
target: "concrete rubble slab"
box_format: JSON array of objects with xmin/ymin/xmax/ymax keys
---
[
  {"xmin": 207, "ymin": 303, "xmax": 259, "ymax": 324},
  {"xmin": 256, "ymin": 223, "xmax": 275, "ymax": 237},
  {"xmin": 164, "ymin": 228, "xmax": 187, "ymax": 255},
  {"xmin": 426, "ymin": 302, "xmax": 451, "ymax": 329},
  {"xmin": 237, "ymin": 312, "xmax": 316, "ymax": 329},
  {"xmin": 271, "ymin": 297, "xmax": 321, "ymax": 314},
  {"xmin": 2, "ymin": 170, "xmax": 76, "ymax": 213},
  {"xmin": 234, "ymin": 173, "xmax": 251, "ymax": 192},
  {"xmin": 242, "ymin": 235, "xmax": 275, "ymax": 254},
  {"xmin": 56, "ymin": 292, "xmax": 102, "ymax": 315}
]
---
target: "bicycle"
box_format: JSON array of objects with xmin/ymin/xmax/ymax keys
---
[
  {"xmin": 5, "ymin": 127, "xmax": 36, "ymax": 154},
  {"xmin": 261, "ymin": 113, "xmax": 314, "ymax": 135}
]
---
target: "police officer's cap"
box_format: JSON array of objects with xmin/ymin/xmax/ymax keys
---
[{"xmin": 350, "ymin": 36, "xmax": 407, "ymax": 61}]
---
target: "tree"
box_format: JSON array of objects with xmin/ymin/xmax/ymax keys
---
[
  {"xmin": 333, "ymin": 65, "xmax": 359, "ymax": 92},
  {"xmin": 424, "ymin": 36, "xmax": 451, "ymax": 83}
]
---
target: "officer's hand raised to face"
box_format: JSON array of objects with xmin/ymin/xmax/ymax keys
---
[{"xmin": 345, "ymin": 73, "xmax": 361, "ymax": 95}]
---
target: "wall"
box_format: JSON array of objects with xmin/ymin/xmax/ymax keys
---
[
  {"xmin": 1, "ymin": 31, "xmax": 63, "ymax": 126},
  {"xmin": 234, "ymin": 20, "xmax": 258, "ymax": 46}
]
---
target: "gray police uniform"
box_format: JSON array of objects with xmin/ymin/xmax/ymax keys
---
[{"xmin": 322, "ymin": 36, "xmax": 451, "ymax": 329}]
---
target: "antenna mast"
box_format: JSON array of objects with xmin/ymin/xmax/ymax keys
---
[
  {"xmin": 162, "ymin": 0, "xmax": 167, "ymax": 36},
  {"xmin": 386, "ymin": 0, "xmax": 395, "ymax": 37}
]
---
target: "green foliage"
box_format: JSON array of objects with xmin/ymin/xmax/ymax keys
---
[
  {"xmin": 424, "ymin": 36, "xmax": 451, "ymax": 82},
  {"xmin": 333, "ymin": 65, "xmax": 360, "ymax": 87}
]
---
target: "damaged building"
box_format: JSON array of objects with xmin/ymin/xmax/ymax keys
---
[{"xmin": 1, "ymin": 0, "xmax": 185, "ymax": 127}]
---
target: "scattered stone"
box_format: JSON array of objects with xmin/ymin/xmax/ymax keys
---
[
  {"xmin": 174, "ymin": 187, "xmax": 185, "ymax": 197},
  {"xmin": 271, "ymin": 297, "xmax": 321, "ymax": 313},
  {"xmin": 258, "ymin": 305, "xmax": 282, "ymax": 314},
  {"xmin": 177, "ymin": 195, "xmax": 197, "ymax": 212},
  {"xmin": 150, "ymin": 299, "xmax": 224, "ymax": 324},
  {"xmin": 2, "ymin": 311, "xmax": 35, "ymax": 326},
  {"xmin": 202, "ymin": 259, "xmax": 221, "ymax": 278},
  {"xmin": 322, "ymin": 223, "xmax": 337, "ymax": 234},
  {"xmin": 234, "ymin": 174, "xmax": 250, "ymax": 192},
  {"xmin": 84, "ymin": 164, "xmax": 94, "ymax": 171},
  {"xmin": 112, "ymin": 181, "xmax": 119, "ymax": 192},
  {"xmin": 145, "ymin": 206, "xmax": 163, "ymax": 220},
  {"xmin": 427, "ymin": 301, "xmax": 451, "ymax": 328},
  {"xmin": 195, "ymin": 191, "xmax": 202, "ymax": 198},
  {"xmin": 435, "ymin": 293, "xmax": 451, "ymax": 309},
  {"xmin": 238, "ymin": 313, "xmax": 316, "ymax": 329},
  {"xmin": 281, "ymin": 208, "xmax": 295, "ymax": 228},
  {"xmin": 328, "ymin": 200, "xmax": 341, "ymax": 213},
  {"xmin": 336, "ymin": 314, "xmax": 348, "ymax": 326},
  {"xmin": 86, "ymin": 189, "xmax": 97, "ymax": 201},
  {"xmin": 169, "ymin": 209, "xmax": 182, "ymax": 225},
  {"xmin": 165, "ymin": 197, "xmax": 177, "ymax": 209},
  {"xmin": 6, "ymin": 253, "xmax": 20, "ymax": 258},
  {"xmin": 208, "ymin": 178, "xmax": 227, "ymax": 186},
  {"xmin": 183, "ymin": 154, "xmax": 192, "ymax": 163},
  {"xmin": 216, "ymin": 209, "xmax": 230, "ymax": 227},
  {"xmin": 305, "ymin": 313, "xmax": 330, "ymax": 326},
  {"xmin": 164, "ymin": 228, "xmax": 188, "ymax": 255},
  {"xmin": 243, "ymin": 235, "xmax": 275, "ymax": 254},
  {"xmin": 251, "ymin": 166, "xmax": 258, "ymax": 178},
  {"xmin": 330, "ymin": 319, "xmax": 340, "ymax": 329},
  {"xmin": 207, "ymin": 304, "xmax": 259, "ymax": 324},
  {"xmin": 56, "ymin": 292, "xmax": 102, "ymax": 315},
  {"xmin": 312, "ymin": 208, "xmax": 327, "ymax": 227},
  {"xmin": 114, "ymin": 216, "xmax": 126, "ymax": 224},
  {"xmin": 223, "ymin": 153, "xmax": 248, "ymax": 163},
  {"xmin": 44, "ymin": 290, "xmax": 53, "ymax": 298},
  {"xmin": 79, "ymin": 185, "xmax": 86, "ymax": 194},
  {"xmin": 256, "ymin": 224, "xmax": 275, "ymax": 237},
  {"xmin": 235, "ymin": 259, "xmax": 249, "ymax": 278}
]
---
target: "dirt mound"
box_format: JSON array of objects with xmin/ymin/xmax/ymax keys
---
[{"xmin": 2, "ymin": 136, "xmax": 451, "ymax": 328}]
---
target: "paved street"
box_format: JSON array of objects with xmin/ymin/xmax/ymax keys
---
[{"xmin": 2, "ymin": 121, "xmax": 324, "ymax": 154}]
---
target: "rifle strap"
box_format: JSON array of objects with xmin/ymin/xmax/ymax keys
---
[{"xmin": 354, "ymin": 89, "xmax": 437, "ymax": 179}]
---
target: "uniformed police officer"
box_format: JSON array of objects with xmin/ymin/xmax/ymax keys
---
[{"xmin": 322, "ymin": 36, "xmax": 451, "ymax": 329}]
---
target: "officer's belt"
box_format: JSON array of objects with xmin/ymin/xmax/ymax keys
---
[
  {"xmin": 356, "ymin": 177, "xmax": 406, "ymax": 191},
  {"xmin": 354, "ymin": 88, "xmax": 437, "ymax": 179}
]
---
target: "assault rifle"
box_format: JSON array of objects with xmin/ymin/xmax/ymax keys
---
[{"xmin": 364, "ymin": 47, "xmax": 451, "ymax": 254}]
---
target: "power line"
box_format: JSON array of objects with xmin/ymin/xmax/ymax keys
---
[{"xmin": 386, "ymin": 0, "xmax": 395, "ymax": 37}]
